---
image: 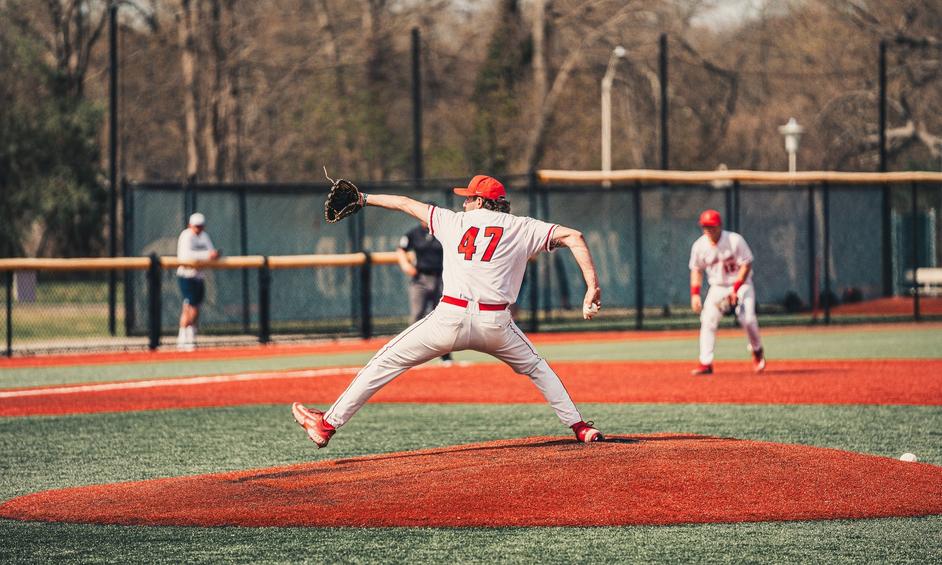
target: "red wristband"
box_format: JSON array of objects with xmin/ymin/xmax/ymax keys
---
[
  {"xmin": 733, "ymin": 280, "xmax": 743, "ymax": 293},
  {"xmin": 690, "ymin": 285, "xmax": 701, "ymax": 296}
]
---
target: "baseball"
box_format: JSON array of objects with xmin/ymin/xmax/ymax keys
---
[
  {"xmin": 583, "ymin": 303, "xmax": 600, "ymax": 319},
  {"xmin": 899, "ymin": 452, "xmax": 918, "ymax": 462}
]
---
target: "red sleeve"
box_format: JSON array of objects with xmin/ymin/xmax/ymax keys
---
[{"xmin": 542, "ymin": 224, "xmax": 559, "ymax": 252}]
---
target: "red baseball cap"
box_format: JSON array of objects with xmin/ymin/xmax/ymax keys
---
[
  {"xmin": 699, "ymin": 209, "xmax": 722, "ymax": 227},
  {"xmin": 454, "ymin": 175, "xmax": 506, "ymax": 200}
]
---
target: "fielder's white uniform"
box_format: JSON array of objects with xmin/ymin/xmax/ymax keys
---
[
  {"xmin": 689, "ymin": 230, "xmax": 763, "ymax": 366},
  {"xmin": 176, "ymin": 229, "xmax": 216, "ymax": 280},
  {"xmin": 323, "ymin": 205, "xmax": 586, "ymax": 428}
]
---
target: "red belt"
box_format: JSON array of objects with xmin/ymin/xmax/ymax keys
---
[{"xmin": 441, "ymin": 295, "xmax": 509, "ymax": 311}]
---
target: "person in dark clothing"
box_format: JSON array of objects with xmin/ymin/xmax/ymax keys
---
[{"xmin": 397, "ymin": 220, "xmax": 453, "ymax": 364}]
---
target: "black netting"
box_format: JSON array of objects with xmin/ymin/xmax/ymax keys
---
[{"xmin": 7, "ymin": 178, "xmax": 940, "ymax": 355}]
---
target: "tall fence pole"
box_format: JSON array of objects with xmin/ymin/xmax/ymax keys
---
[
  {"xmin": 528, "ymin": 172, "xmax": 539, "ymax": 333},
  {"xmin": 108, "ymin": 1, "xmax": 119, "ymax": 336},
  {"xmin": 360, "ymin": 252, "xmax": 373, "ymax": 339},
  {"xmin": 239, "ymin": 187, "xmax": 250, "ymax": 333},
  {"xmin": 911, "ymin": 182, "xmax": 921, "ymax": 321},
  {"xmin": 634, "ymin": 182, "xmax": 644, "ymax": 329},
  {"xmin": 122, "ymin": 177, "xmax": 134, "ymax": 335},
  {"xmin": 540, "ymin": 190, "xmax": 552, "ymax": 320},
  {"xmin": 5, "ymin": 271, "xmax": 12, "ymax": 357},
  {"xmin": 807, "ymin": 184, "xmax": 817, "ymax": 322},
  {"xmin": 349, "ymin": 207, "xmax": 364, "ymax": 327},
  {"xmin": 879, "ymin": 40, "xmax": 892, "ymax": 296},
  {"xmin": 823, "ymin": 181, "xmax": 831, "ymax": 324},
  {"xmin": 258, "ymin": 258, "xmax": 271, "ymax": 343},
  {"xmin": 147, "ymin": 253, "xmax": 162, "ymax": 350},
  {"xmin": 732, "ymin": 180, "xmax": 741, "ymax": 232}
]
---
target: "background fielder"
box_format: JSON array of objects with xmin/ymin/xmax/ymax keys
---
[
  {"xmin": 293, "ymin": 174, "xmax": 604, "ymax": 447},
  {"xmin": 689, "ymin": 209, "xmax": 765, "ymax": 375},
  {"xmin": 176, "ymin": 212, "xmax": 219, "ymax": 351}
]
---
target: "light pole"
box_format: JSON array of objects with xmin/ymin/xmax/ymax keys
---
[
  {"xmin": 601, "ymin": 45, "xmax": 626, "ymax": 185},
  {"xmin": 778, "ymin": 117, "xmax": 804, "ymax": 173}
]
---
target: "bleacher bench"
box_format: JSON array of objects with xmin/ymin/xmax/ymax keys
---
[{"xmin": 906, "ymin": 268, "xmax": 942, "ymax": 296}]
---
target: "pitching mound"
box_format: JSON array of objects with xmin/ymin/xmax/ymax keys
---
[{"xmin": 2, "ymin": 435, "xmax": 941, "ymax": 527}]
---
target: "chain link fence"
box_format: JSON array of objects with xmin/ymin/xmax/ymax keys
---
[{"xmin": 2, "ymin": 174, "xmax": 940, "ymax": 355}]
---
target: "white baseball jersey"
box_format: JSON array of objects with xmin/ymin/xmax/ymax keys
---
[
  {"xmin": 688, "ymin": 230, "xmax": 754, "ymax": 287},
  {"xmin": 322, "ymin": 202, "xmax": 587, "ymax": 432},
  {"xmin": 176, "ymin": 228, "xmax": 216, "ymax": 279},
  {"xmin": 427, "ymin": 205, "xmax": 557, "ymax": 304}
]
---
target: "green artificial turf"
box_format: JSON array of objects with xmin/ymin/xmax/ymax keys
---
[
  {"xmin": 2, "ymin": 325, "xmax": 941, "ymax": 563},
  {"xmin": 3, "ymin": 518, "xmax": 940, "ymax": 564},
  {"xmin": 3, "ymin": 325, "xmax": 941, "ymax": 388},
  {"xmin": 2, "ymin": 403, "xmax": 941, "ymax": 563}
]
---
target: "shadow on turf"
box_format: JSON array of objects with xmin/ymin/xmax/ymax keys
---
[{"xmin": 234, "ymin": 435, "xmax": 731, "ymax": 483}]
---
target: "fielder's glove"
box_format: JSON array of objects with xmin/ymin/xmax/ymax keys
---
[
  {"xmin": 715, "ymin": 294, "xmax": 734, "ymax": 315},
  {"xmin": 323, "ymin": 167, "xmax": 365, "ymax": 223}
]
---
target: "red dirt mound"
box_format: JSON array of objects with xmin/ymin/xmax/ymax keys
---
[{"xmin": 2, "ymin": 435, "xmax": 941, "ymax": 527}]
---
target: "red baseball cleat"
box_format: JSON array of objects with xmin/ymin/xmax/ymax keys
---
[
  {"xmin": 291, "ymin": 402, "xmax": 336, "ymax": 448},
  {"xmin": 571, "ymin": 421, "xmax": 604, "ymax": 443},
  {"xmin": 752, "ymin": 348, "xmax": 766, "ymax": 373},
  {"xmin": 691, "ymin": 364, "xmax": 713, "ymax": 375}
]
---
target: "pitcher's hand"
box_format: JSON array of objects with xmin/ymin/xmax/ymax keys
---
[{"xmin": 583, "ymin": 287, "xmax": 601, "ymax": 320}]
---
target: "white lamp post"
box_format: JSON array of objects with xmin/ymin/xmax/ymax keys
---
[
  {"xmin": 601, "ymin": 45, "xmax": 626, "ymax": 186},
  {"xmin": 778, "ymin": 117, "xmax": 804, "ymax": 173}
]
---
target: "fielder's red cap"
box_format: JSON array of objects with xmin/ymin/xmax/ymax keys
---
[
  {"xmin": 454, "ymin": 175, "xmax": 506, "ymax": 200},
  {"xmin": 699, "ymin": 209, "xmax": 722, "ymax": 227}
]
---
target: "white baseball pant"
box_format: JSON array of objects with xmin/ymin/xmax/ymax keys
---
[
  {"xmin": 699, "ymin": 282, "xmax": 763, "ymax": 366},
  {"xmin": 323, "ymin": 300, "xmax": 584, "ymax": 428}
]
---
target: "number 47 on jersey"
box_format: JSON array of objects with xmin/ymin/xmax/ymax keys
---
[{"xmin": 457, "ymin": 227, "xmax": 504, "ymax": 262}]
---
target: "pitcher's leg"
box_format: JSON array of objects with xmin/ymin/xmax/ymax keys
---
[
  {"xmin": 487, "ymin": 321, "xmax": 583, "ymax": 427},
  {"xmin": 525, "ymin": 359, "xmax": 584, "ymax": 426},
  {"xmin": 325, "ymin": 312, "xmax": 458, "ymax": 427}
]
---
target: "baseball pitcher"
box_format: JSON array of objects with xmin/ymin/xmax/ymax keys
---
[
  {"xmin": 293, "ymin": 174, "xmax": 604, "ymax": 447},
  {"xmin": 689, "ymin": 209, "xmax": 766, "ymax": 375}
]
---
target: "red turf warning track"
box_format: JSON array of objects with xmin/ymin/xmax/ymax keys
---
[
  {"xmin": 2, "ymin": 360, "xmax": 940, "ymax": 417},
  {"xmin": 2, "ymin": 435, "xmax": 940, "ymax": 527}
]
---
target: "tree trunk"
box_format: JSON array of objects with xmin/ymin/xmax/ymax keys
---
[
  {"xmin": 223, "ymin": 0, "xmax": 244, "ymax": 181},
  {"xmin": 519, "ymin": 10, "xmax": 633, "ymax": 173},
  {"xmin": 316, "ymin": 0, "xmax": 356, "ymax": 175},
  {"xmin": 179, "ymin": 0, "xmax": 200, "ymax": 182},
  {"xmin": 530, "ymin": 0, "xmax": 546, "ymax": 116},
  {"xmin": 204, "ymin": 0, "xmax": 223, "ymax": 181}
]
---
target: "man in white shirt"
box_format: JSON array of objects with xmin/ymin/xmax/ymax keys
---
[
  {"xmin": 176, "ymin": 212, "xmax": 219, "ymax": 350},
  {"xmin": 293, "ymin": 175, "xmax": 604, "ymax": 448},
  {"xmin": 689, "ymin": 209, "xmax": 765, "ymax": 375}
]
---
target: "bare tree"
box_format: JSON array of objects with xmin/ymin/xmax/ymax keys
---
[
  {"xmin": 817, "ymin": 0, "xmax": 942, "ymax": 167},
  {"xmin": 178, "ymin": 0, "xmax": 200, "ymax": 181},
  {"xmin": 520, "ymin": 0, "xmax": 668, "ymax": 172}
]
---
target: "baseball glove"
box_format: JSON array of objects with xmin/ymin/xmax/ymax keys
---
[
  {"xmin": 715, "ymin": 294, "xmax": 734, "ymax": 315},
  {"xmin": 323, "ymin": 167, "xmax": 364, "ymax": 223}
]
